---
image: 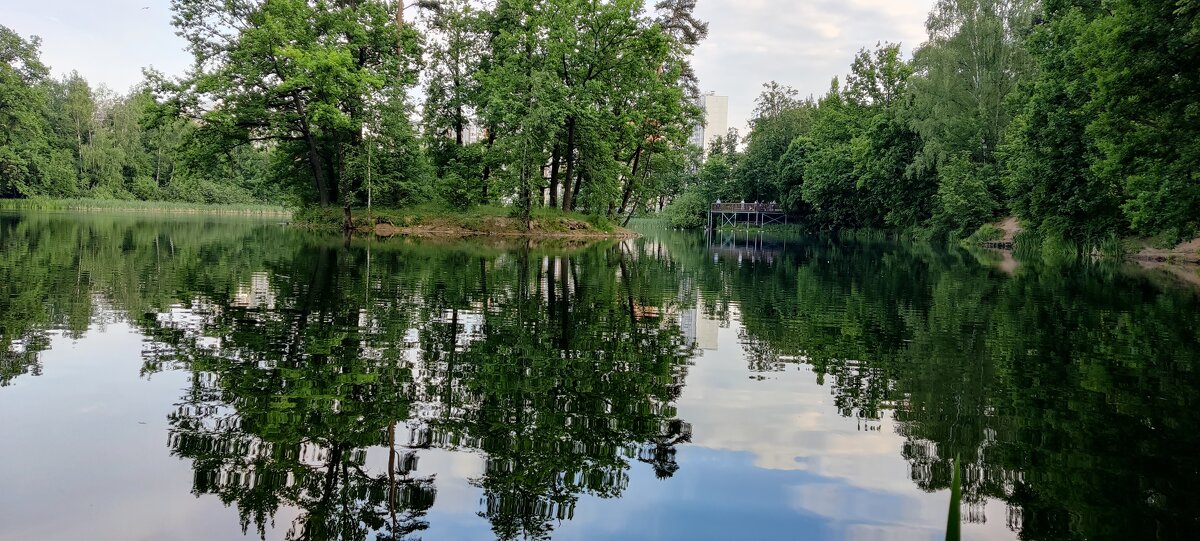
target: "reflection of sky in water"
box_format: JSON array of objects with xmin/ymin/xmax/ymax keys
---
[{"xmin": 1, "ymin": 301, "xmax": 1016, "ymax": 541}]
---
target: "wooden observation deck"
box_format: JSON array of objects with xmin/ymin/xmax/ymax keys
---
[{"xmin": 707, "ymin": 202, "xmax": 788, "ymax": 230}]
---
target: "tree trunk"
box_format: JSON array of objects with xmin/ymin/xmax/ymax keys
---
[
  {"xmin": 454, "ymin": 65, "xmax": 464, "ymax": 146},
  {"xmin": 481, "ymin": 128, "xmax": 495, "ymax": 202},
  {"xmin": 617, "ymin": 146, "xmax": 644, "ymax": 216},
  {"xmin": 548, "ymin": 142, "xmax": 562, "ymax": 208},
  {"xmin": 304, "ymin": 130, "xmax": 331, "ymax": 206},
  {"xmin": 623, "ymin": 157, "xmax": 654, "ymax": 227},
  {"xmin": 569, "ymin": 167, "xmax": 584, "ymax": 211},
  {"xmin": 153, "ymin": 145, "xmax": 163, "ymax": 186},
  {"xmin": 561, "ymin": 117, "xmax": 577, "ymax": 210},
  {"xmin": 294, "ymin": 95, "xmax": 331, "ymax": 206}
]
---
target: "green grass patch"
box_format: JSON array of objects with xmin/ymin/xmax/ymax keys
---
[
  {"xmin": 840, "ymin": 228, "xmax": 893, "ymax": 242},
  {"xmin": 1093, "ymin": 235, "xmax": 1131, "ymax": 259},
  {"xmin": 1150, "ymin": 228, "xmax": 1182, "ymax": 249},
  {"xmin": 1040, "ymin": 234, "xmax": 1080, "ymax": 265},
  {"xmin": 964, "ymin": 223, "xmax": 1004, "ymax": 245},
  {"xmin": 1011, "ymin": 228, "xmax": 1082, "ymax": 265},
  {"xmin": 0, "ymin": 197, "xmax": 291, "ymax": 216}
]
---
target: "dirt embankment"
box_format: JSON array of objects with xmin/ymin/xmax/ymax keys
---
[
  {"xmin": 993, "ymin": 217, "xmax": 1022, "ymax": 245},
  {"xmin": 1130, "ymin": 237, "xmax": 1200, "ymax": 265},
  {"xmin": 368, "ymin": 216, "xmax": 638, "ymax": 240},
  {"xmin": 972, "ymin": 217, "xmax": 1200, "ymax": 289}
]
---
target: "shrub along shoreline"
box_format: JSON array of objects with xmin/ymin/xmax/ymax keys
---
[{"xmin": 0, "ymin": 198, "xmax": 291, "ymax": 216}]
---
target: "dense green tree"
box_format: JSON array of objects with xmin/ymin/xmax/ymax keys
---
[
  {"xmin": 910, "ymin": 0, "xmax": 1036, "ymax": 235},
  {"xmin": 844, "ymin": 43, "xmax": 934, "ymax": 229},
  {"xmin": 1083, "ymin": 0, "xmax": 1200, "ymax": 240},
  {"xmin": 170, "ymin": 0, "xmax": 422, "ymax": 209},
  {"xmin": 795, "ymin": 81, "xmax": 866, "ymax": 229},
  {"xmin": 0, "ymin": 26, "xmax": 58, "ymax": 198},
  {"xmin": 1003, "ymin": 1, "xmax": 1120, "ymax": 242},
  {"xmin": 737, "ymin": 85, "xmax": 812, "ymax": 205},
  {"xmin": 421, "ymin": 0, "xmax": 487, "ymax": 194}
]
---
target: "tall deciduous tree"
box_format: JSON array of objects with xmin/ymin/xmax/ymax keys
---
[
  {"xmin": 170, "ymin": 0, "xmax": 422, "ymax": 209},
  {"xmin": 421, "ymin": 0, "xmax": 485, "ymax": 185},
  {"xmin": 1003, "ymin": 0, "xmax": 1120, "ymax": 241},
  {"xmin": 0, "ymin": 26, "xmax": 55, "ymax": 198},
  {"xmin": 910, "ymin": 0, "xmax": 1036, "ymax": 235},
  {"xmin": 1084, "ymin": 0, "xmax": 1200, "ymax": 240}
]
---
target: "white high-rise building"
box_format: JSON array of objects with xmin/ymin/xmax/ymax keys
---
[{"xmin": 690, "ymin": 93, "xmax": 729, "ymax": 159}]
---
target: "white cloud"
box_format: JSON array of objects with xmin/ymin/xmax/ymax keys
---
[
  {"xmin": 692, "ymin": 0, "xmax": 935, "ymax": 134},
  {"xmin": 2, "ymin": 0, "xmax": 190, "ymax": 92}
]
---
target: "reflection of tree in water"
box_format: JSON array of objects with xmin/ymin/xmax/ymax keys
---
[
  {"xmin": 410, "ymin": 246, "xmax": 696, "ymax": 540},
  {"xmin": 1, "ymin": 213, "xmax": 699, "ymax": 540},
  {"xmin": 0, "ymin": 213, "xmax": 305, "ymax": 387},
  {"xmin": 702, "ymin": 237, "xmax": 1200, "ymax": 540},
  {"xmin": 141, "ymin": 246, "xmax": 436, "ymax": 540},
  {"xmin": 0, "ymin": 215, "xmax": 98, "ymax": 386},
  {"xmin": 11, "ymin": 209, "xmax": 1200, "ymax": 540},
  {"xmin": 119, "ymin": 234, "xmax": 697, "ymax": 540}
]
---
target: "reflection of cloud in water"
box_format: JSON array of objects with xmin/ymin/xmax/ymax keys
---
[
  {"xmin": 678, "ymin": 320, "xmax": 1015, "ymax": 540},
  {"xmin": 358, "ymin": 446, "xmax": 485, "ymax": 515},
  {"xmin": 680, "ymin": 325, "xmax": 898, "ymax": 472},
  {"xmin": 789, "ymin": 482, "xmax": 941, "ymax": 531}
]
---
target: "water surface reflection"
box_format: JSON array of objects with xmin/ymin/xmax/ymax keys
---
[{"xmin": 1, "ymin": 213, "xmax": 1198, "ymax": 540}]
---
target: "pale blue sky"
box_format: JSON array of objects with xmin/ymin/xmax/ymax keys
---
[{"xmin": 1, "ymin": 0, "xmax": 935, "ymax": 133}]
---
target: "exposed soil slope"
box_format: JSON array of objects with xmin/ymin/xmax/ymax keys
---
[{"xmin": 1131, "ymin": 237, "xmax": 1200, "ymax": 264}]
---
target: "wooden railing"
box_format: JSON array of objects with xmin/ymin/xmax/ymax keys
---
[{"xmin": 710, "ymin": 202, "xmax": 782, "ymax": 212}]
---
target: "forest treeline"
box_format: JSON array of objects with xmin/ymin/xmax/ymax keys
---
[
  {"xmin": 0, "ymin": 0, "xmax": 707, "ymax": 226},
  {"xmin": 668, "ymin": 0, "xmax": 1199, "ymax": 247},
  {"xmin": 1, "ymin": 0, "xmax": 1196, "ymax": 242}
]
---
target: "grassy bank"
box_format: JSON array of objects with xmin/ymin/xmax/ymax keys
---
[
  {"xmin": 294, "ymin": 204, "xmax": 635, "ymax": 238},
  {"xmin": 0, "ymin": 197, "xmax": 292, "ymax": 216}
]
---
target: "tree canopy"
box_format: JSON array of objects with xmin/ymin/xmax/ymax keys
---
[{"xmin": 663, "ymin": 0, "xmax": 1199, "ymax": 247}]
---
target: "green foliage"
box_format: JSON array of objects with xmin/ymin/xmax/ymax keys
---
[
  {"xmin": 4, "ymin": 0, "xmax": 1197, "ymax": 244},
  {"xmin": 1085, "ymin": 0, "xmax": 1200, "ymax": 238},
  {"xmin": 855, "ymin": 113, "xmax": 934, "ymax": 228},
  {"xmin": 436, "ymin": 172, "xmax": 476, "ymax": 210},
  {"xmin": 0, "ymin": 26, "xmax": 54, "ymax": 198},
  {"xmin": 1095, "ymin": 234, "xmax": 1126, "ymax": 259},
  {"xmin": 965, "ymin": 223, "xmax": 1004, "ymax": 244},
  {"xmin": 0, "ymin": 197, "xmax": 288, "ymax": 215},
  {"xmin": 932, "ymin": 155, "xmax": 998, "ymax": 239},
  {"xmin": 738, "ymin": 85, "xmax": 812, "ymax": 202},
  {"xmin": 1003, "ymin": 3, "xmax": 1120, "ymax": 242},
  {"xmin": 0, "ymin": 24, "xmax": 276, "ymax": 206},
  {"xmin": 663, "ymin": 190, "xmax": 708, "ymax": 229},
  {"xmin": 910, "ymin": 0, "xmax": 1035, "ymax": 168},
  {"xmin": 796, "ymin": 82, "xmax": 868, "ymax": 229},
  {"xmin": 173, "ymin": 0, "xmax": 423, "ymax": 206}
]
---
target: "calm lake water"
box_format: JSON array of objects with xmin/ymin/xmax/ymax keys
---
[{"xmin": 2, "ymin": 211, "xmax": 1198, "ymax": 541}]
